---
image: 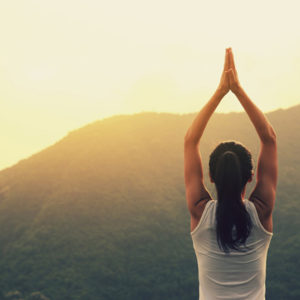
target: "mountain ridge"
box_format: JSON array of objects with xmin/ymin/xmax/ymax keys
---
[{"xmin": 2, "ymin": 103, "xmax": 299, "ymax": 176}]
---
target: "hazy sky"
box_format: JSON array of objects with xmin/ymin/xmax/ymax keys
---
[{"xmin": 1, "ymin": 0, "xmax": 300, "ymax": 170}]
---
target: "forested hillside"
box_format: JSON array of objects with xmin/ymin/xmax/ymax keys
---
[{"xmin": 0, "ymin": 104, "xmax": 299, "ymax": 299}]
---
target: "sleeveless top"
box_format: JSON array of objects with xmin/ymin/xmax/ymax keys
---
[{"xmin": 190, "ymin": 199, "xmax": 273, "ymax": 300}]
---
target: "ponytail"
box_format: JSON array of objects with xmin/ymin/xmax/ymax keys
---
[{"xmin": 213, "ymin": 149, "xmax": 253, "ymax": 253}]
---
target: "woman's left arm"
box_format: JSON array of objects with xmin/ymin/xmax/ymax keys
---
[{"xmin": 184, "ymin": 48, "xmax": 230, "ymax": 219}]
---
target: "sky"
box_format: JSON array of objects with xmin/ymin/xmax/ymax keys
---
[{"xmin": 0, "ymin": 0, "xmax": 300, "ymax": 171}]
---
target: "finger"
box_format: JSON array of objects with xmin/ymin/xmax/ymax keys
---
[
  {"xmin": 228, "ymin": 48, "xmax": 236, "ymax": 72},
  {"xmin": 224, "ymin": 48, "xmax": 229, "ymax": 71},
  {"xmin": 224, "ymin": 68, "xmax": 230, "ymax": 86},
  {"xmin": 226, "ymin": 68, "xmax": 235, "ymax": 84}
]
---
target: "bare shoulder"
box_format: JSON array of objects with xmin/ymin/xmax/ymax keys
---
[
  {"xmin": 248, "ymin": 197, "xmax": 273, "ymax": 233},
  {"xmin": 190, "ymin": 199, "xmax": 212, "ymax": 232}
]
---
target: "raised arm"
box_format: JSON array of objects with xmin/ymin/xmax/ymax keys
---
[
  {"xmin": 184, "ymin": 48, "xmax": 230, "ymax": 143},
  {"xmin": 184, "ymin": 48, "xmax": 230, "ymax": 222},
  {"xmin": 227, "ymin": 48, "xmax": 277, "ymax": 228}
]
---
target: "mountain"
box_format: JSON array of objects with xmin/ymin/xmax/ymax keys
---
[{"xmin": 0, "ymin": 105, "xmax": 299, "ymax": 300}]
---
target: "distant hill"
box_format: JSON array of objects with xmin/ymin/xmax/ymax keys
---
[{"xmin": 0, "ymin": 104, "xmax": 299, "ymax": 300}]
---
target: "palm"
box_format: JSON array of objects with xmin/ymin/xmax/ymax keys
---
[
  {"xmin": 226, "ymin": 48, "xmax": 241, "ymax": 93},
  {"xmin": 217, "ymin": 48, "xmax": 230, "ymax": 94},
  {"xmin": 218, "ymin": 47, "xmax": 241, "ymax": 94}
]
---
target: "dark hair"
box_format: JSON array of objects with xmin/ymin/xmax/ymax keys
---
[{"xmin": 209, "ymin": 140, "xmax": 254, "ymax": 253}]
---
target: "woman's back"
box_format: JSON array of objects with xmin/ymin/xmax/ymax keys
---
[{"xmin": 190, "ymin": 199, "xmax": 273, "ymax": 300}]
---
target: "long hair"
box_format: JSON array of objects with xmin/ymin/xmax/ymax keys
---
[{"xmin": 209, "ymin": 141, "xmax": 254, "ymax": 253}]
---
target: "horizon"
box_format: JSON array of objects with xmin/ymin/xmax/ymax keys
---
[{"xmin": 1, "ymin": 103, "xmax": 298, "ymax": 172}]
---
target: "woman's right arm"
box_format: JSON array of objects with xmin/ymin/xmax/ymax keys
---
[{"xmin": 227, "ymin": 48, "xmax": 278, "ymax": 221}]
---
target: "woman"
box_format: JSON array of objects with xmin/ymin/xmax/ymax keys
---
[{"xmin": 184, "ymin": 48, "xmax": 277, "ymax": 300}]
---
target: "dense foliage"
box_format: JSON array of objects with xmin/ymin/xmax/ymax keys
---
[{"xmin": 0, "ymin": 105, "xmax": 299, "ymax": 299}]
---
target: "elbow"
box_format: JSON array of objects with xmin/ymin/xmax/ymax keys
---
[
  {"xmin": 269, "ymin": 125, "xmax": 277, "ymax": 142},
  {"xmin": 184, "ymin": 132, "xmax": 191, "ymax": 143},
  {"xmin": 184, "ymin": 127, "xmax": 191, "ymax": 140},
  {"xmin": 184, "ymin": 129, "xmax": 192, "ymax": 143},
  {"xmin": 184, "ymin": 135, "xmax": 192, "ymax": 145},
  {"xmin": 262, "ymin": 126, "xmax": 277, "ymax": 144},
  {"xmin": 184, "ymin": 132, "xmax": 197, "ymax": 145}
]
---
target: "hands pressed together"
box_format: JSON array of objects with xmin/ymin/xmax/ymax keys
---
[{"xmin": 217, "ymin": 47, "xmax": 242, "ymax": 95}]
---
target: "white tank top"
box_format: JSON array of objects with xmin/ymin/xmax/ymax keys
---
[{"xmin": 190, "ymin": 199, "xmax": 273, "ymax": 300}]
